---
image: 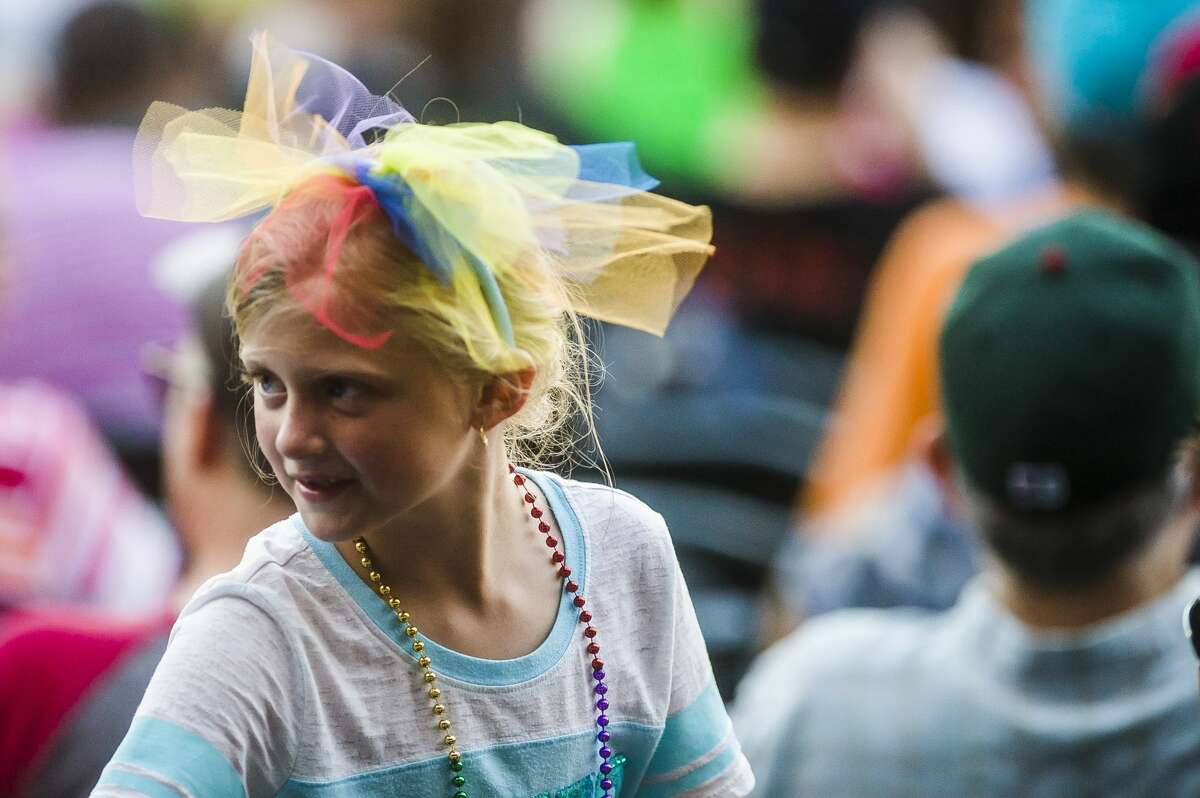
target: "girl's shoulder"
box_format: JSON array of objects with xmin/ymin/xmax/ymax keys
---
[
  {"xmin": 185, "ymin": 514, "xmax": 324, "ymax": 613},
  {"xmin": 535, "ymin": 472, "xmax": 667, "ymax": 533},
  {"xmin": 162, "ymin": 516, "xmax": 323, "ymax": 696},
  {"xmin": 530, "ymin": 471, "xmax": 677, "ymax": 571}
]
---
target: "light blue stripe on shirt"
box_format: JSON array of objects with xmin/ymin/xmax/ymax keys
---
[
  {"xmin": 277, "ymin": 721, "xmax": 660, "ymax": 797},
  {"xmin": 645, "ymin": 681, "xmax": 732, "ymax": 776},
  {"xmin": 638, "ymin": 741, "xmax": 739, "ymax": 798},
  {"xmin": 96, "ymin": 714, "xmax": 727, "ymax": 798},
  {"xmin": 94, "ymin": 767, "xmax": 185, "ymax": 798},
  {"xmin": 98, "ymin": 715, "xmax": 245, "ymax": 798}
]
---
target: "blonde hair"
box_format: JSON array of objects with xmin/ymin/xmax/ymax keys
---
[{"xmin": 227, "ymin": 175, "xmax": 601, "ymax": 473}]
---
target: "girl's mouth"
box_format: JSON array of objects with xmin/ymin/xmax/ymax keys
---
[{"xmin": 293, "ymin": 477, "xmax": 354, "ymax": 503}]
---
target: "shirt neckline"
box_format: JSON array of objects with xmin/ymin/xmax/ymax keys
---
[{"xmin": 295, "ymin": 469, "xmax": 587, "ymax": 687}]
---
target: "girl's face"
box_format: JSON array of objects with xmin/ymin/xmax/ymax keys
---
[{"xmin": 239, "ymin": 308, "xmax": 478, "ymax": 543}]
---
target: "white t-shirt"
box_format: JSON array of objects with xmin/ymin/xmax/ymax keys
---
[{"xmin": 94, "ymin": 471, "xmax": 753, "ymax": 797}]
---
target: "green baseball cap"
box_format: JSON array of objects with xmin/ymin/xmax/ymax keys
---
[{"xmin": 940, "ymin": 210, "xmax": 1200, "ymax": 512}]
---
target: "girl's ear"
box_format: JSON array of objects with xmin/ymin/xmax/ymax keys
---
[{"xmin": 474, "ymin": 365, "xmax": 537, "ymax": 431}]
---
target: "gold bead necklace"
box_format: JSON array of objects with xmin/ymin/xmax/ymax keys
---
[{"xmin": 353, "ymin": 537, "xmax": 467, "ymax": 797}]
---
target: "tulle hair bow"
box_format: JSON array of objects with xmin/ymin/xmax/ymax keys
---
[{"xmin": 133, "ymin": 32, "xmax": 713, "ymax": 349}]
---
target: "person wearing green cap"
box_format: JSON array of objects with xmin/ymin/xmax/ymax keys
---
[{"xmin": 733, "ymin": 210, "xmax": 1200, "ymax": 797}]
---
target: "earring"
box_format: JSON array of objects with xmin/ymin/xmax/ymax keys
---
[{"xmin": 479, "ymin": 426, "xmax": 489, "ymax": 447}]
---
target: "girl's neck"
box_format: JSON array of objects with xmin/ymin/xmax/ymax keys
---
[
  {"xmin": 335, "ymin": 448, "xmax": 564, "ymax": 660},
  {"xmin": 336, "ymin": 446, "xmax": 526, "ymax": 609}
]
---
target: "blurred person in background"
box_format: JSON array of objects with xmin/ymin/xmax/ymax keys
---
[
  {"xmin": 0, "ymin": 1, "xmax": 100, "ymax": 120},
  {"xmin": 150, "ymin": 235, "xmax": 293, "ymax": 610},
  {"xmin": 736, "ymin": 211, "xmax": 1200, "ymax": 796},
  {"xmin": 522, "ymin": 0, "xmax": 763, "ymax": 191},
  {"xmin": 0, "ymin": 241, "xmax": 291, "ymax": 798},
  {"xmin": 0, "ymin": 1, "xmax": 216, "ymax": 497},
  {"xmin": 804, "ymin": 0, "xmax": 1200, "ymax": 515},
  {"xmin": 783, "ymin": 0, "xmax": 1200, "ymax": 626},
  {"xmin": 886, "ymin": 0, "xmax": 1055, "ymax": 205},
  {"xmin": 694, "ymin": 0, "xmax": 933, "ymax": 373}
]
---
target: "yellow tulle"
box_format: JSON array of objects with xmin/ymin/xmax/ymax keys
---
[{"xmin": 133, "ymin": 31, "xmax": 713, "ymax": 336}]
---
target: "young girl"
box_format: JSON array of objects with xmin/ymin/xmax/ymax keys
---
[{"xmin": 95, "ymin": 33, "xmax": 753, "ymax": 798}]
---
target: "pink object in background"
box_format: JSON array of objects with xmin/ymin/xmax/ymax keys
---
[{"xmin": 0, "ymin": 381, "xmax": 178, "ymax": 613}]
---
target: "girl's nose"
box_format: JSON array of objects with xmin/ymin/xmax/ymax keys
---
[{"xmin": 274, "ymin": 399, "xmax": 327, "ymax": 460}]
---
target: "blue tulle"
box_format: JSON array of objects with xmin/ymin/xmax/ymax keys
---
[
  {"xmin": 350, "ymin": 140, "xmax": 658, "ymax": 350},
  {"xmin": 571, "ymin": 142, "xmax": 660, "ymax": 192},
  {"xmin": 353, "ymin": 162, "xmax": 515, "ymax": 346},
  {"xmin": 353, "ymin": 163, "xmax": 447, "ymax": 283}
]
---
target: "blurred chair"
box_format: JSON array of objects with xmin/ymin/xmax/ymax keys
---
[{"xmin": 591, "ymin": 317, "xmax": 826, "ymax": 697}]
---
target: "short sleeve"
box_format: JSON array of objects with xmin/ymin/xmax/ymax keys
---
[
  {"xmin": 637, "ymin": 548, "xmax": 755, "ymax": 797},
  {"xmin": 91, "ymin": 584, "xmax": 305, "ymax": 798}
]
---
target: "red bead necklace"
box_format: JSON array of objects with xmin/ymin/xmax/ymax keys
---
[
  {"xmin": 353, "ymin": 466, "xmax": 616, "ymax": 798},
  {"xmin": 509, "ymin": 465, "xmax": 616, "ymax": 796}
]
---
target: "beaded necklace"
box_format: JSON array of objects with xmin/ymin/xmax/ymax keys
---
[{"xmin": 352, "ymin": 465, "xmax": 615, "ymax": 798}]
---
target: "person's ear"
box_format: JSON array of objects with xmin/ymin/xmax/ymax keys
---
[
  {"xmin": 1181, "ymin": 438, "xmax": 1200, "ymax": 511},
  {"xmin": 473, "ymin": 366, "xmax": 537, "ymax": 432},
  {"xmin": 190, "ymin": 391, "xmax": 226, "ymax": 470},
  {"xmin": 913, "ymin": 414, "xmax": 962, "ymax": 513}
]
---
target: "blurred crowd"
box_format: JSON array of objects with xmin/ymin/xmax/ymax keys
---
[{"xmin": 5, "ymin": 0, "xmax": 1200, "ymax": 795}]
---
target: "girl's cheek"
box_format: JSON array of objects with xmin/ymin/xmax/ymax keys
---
[{"xmin": 254, "ymin": 415, "xmax": 280, "ymax": 464}]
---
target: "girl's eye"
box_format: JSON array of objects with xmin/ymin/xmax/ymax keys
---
[
  {"xmin": 324, "ymin": 378, "xmax": 364, "ymax": 401},
  {"xmin": 252, "ymin": 372, "xmax": 283, "ymax": 396}
]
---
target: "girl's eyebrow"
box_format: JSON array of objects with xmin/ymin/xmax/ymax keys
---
[
  {"xmin": 237, "ymin": 347, "xmax": 277, "ymax": 371},
  {"xmin": 311, "ymin": 366, "xmax": 394, "ymax": 384},
  {"xmin": 240, "ymin": 353, "xmax": 394, "ymax": 384}
]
